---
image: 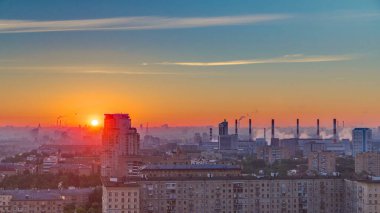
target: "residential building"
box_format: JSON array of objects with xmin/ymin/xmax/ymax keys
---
[
  {"xmin": 102, "ymin": 182, "xmax": 140, "ymax": 213},
  {"xmin": 2, "ymin": 190, "xmax": 64, "ymax": 213},
  {"xmin": 101, "ymin": 114, "xmax": 140, "ymax": 178},
  {"xmin": 308, "ymin": 151, "xmax": 336, "ymax": 175},
  {"xmin": 353, "ymin": 128, "xmax": 373, "ymax": 156},
  {"xmin": 42, "ymin": 155, "xmax": 59, "ymax": 173},
  {"xmin": 103, "ymin": 177, "xmax": 345, "ymax": 213},
  {"xmin": 355, "ymin": 152, "xmax": 380, "ymax": 176},
  {"xmin": 344, "ymin": 179, "xmax": 380, "ymax": 213},
  {"xmin": 218, "ymin": 120, "xmax": 228, "ymax": 136},
  {"xmin": 0, "ymin": 188, "xmax": 94, "ymax": 212}
]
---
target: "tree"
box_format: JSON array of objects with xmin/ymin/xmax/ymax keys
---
[
  {"xmin": 75, "ymin": 207, "xmax": 86, "ymax": 213},
  {"xmin": 64, "ymin": 203, "xmax": 75, "ymax": 213}
]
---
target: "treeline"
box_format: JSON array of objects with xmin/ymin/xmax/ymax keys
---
[
  {"xmin": 1, "ymin": 149, "xmax": 47, "ymax": 163},
  {"xmin": 0, "ymin": 172, "xmax": 101, "ymax": 189},
  {"xmin": 336, "ymin": 156, "xmax": 355, "ymax": 178},
  {"xmin": 64, "ymin": 187, "xmax": 102, "ymax": 213},
  {"xmin": 241, "ymin": 157, "xmax": 308, "ymax": 176}
]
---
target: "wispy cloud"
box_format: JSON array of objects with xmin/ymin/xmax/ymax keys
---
[
  {"xmin": 0, "ymin": 14, "xmax": 289, "ymax": 33},
  {"xmin": 0, "ymin": 65, "xmax": 216, "ymax": 76},
  {"xmin": 157, "ymin": 54, "xmax": 354, "ymax": 67}
]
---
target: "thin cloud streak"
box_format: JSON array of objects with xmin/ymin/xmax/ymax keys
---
[
  {"xmin": 0, "ymin": 14, "xmax": 289, "ymax": 33},
  {"xmin": 0, "ymin": 65, "xmax": 218, "ymax": 76},
  {"xmin": 157, "ymin": 54, "xmax": 354, "ymax": 67}
]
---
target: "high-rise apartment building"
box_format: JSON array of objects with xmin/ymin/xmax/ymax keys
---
[
  {"xmin": 308, "ymin": 151, "xmax": 336, "ymax": 175},
  {"xmin": 101, "ymin": 114, "xmax": 140, "ymax": 178},
  {"xmin": 352, "ymin": 128, "xmax": 372, "ymax": 156},
  {"xmin": 344, "ymin": 179, "xmax": 380, "ymax": 213},
  {"xmin": 218, "ymin": 119, "xmax": 228, "ymax": 136},
  {"xmin": 355, "ymin": 152, "xmax": 380, "ymax": 176}
]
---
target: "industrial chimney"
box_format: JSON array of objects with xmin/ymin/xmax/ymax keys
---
[
  {"xmin": 333, "ymin": 118, "xmax": 337, "ymax": 143},
  {"xmin": 249, "ymin": 118, "xmax": 252, "ymax": 141},
  {"xmin": 209, "ymin": 128, "xmax": 212, "ymax": 142},
  {"xmin": 271, "ymin": 119, "xmax": 275, "ymax": 139},
  {"xmin": 296, "ymin": 118, "xmax": 300, "ymax": 139},
  {"xmin": 317, "ymin": 119, "xmax": 320, "ymax": 138},
  {"xmin": 235, "ymin": 119, "xmax": 238, "ymax": 135}
]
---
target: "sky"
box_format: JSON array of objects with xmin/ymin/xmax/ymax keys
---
[{"xmin": 0, "ymin": 0, "xmax": 380, "ymax": 127}]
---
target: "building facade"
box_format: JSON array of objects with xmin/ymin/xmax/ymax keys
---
[
  {"xmin": 355, "ymin": 152, "xmax": 380, "ymax": 176},
  {"xmin": 353, "ymin": 128, "xmax": 373, "ymax": 156},
  {"xmin": 0, "ymin": 188, "xmax": 94, "ymax": 213},
  {"xmin": 102, "ymin": 182, "xmax": 140, "ymax": 213},
  {"xmin": 218, "ymin": 120, "xmax": 228, "ymax": 136},
  {"xmin": 308, "ymin": 151, "xmax": 336, "ymax": 175},
  {"xmin": 344, "ymin": 179, "xmax": 380, "ymax": 213},
  {"xmin": 103, "ymin": 177, "xmax": 345, "ymax": 213},
  {"xmin": 101, "ymin": 114, "xmax": 140, "ymax": 178}
]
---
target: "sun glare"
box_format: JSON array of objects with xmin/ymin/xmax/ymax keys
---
[{"xmin": 91, "ymin": 119, "xmax": 99, "ymax": 126}]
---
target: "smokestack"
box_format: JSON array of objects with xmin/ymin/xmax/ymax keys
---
[
  {"xmin": 235, "ymin": 119, "xmax": 238, "ymax": 135},
  {"xmin": 317, "ymin": 119, "xmax": 320, "ymax": 138},
  {"xmin": 249, "ymin": 118, "xmax": 252, "ymax": 141},
  {"xmin": 296, "ymin": 118, "xmax": 299, "ymax": 139},
  {"xmin": 333, "ymin": 118, "xmax": 337, "ymax": 143},
  {"xmin": 271, "ymin": 119, "xmax": 275, "ymax": 139},
  {"xmin": 209, "ymin": 128, "xmax": 212, "ymax": 142}
]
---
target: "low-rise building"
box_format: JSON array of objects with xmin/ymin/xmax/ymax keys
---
[
  {"xmin": 0, "ymin": 188, "xmax": 94, "ymax": 213},
  {"xmin": 42, "ymin": 156, "xmax": 59, "ymax": 173},
  {"xmin": 60, "ymin": 188, "xmax": 94, "ymax": 207},
  {"xmin": 6, "ymin": 191, "xmax": 64, "ymax": 213}
]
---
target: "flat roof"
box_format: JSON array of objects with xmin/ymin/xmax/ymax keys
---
[
  {"xmin": 0, "ymin": 190, "xmax": 62, "ymax": 201},
  {"xmin": 142, "ymin": 164, "xmax": 241, "ymax": 171},
  {"xmin": 0, "ymin": 188, "xmax": 95, "ymax": 201}
]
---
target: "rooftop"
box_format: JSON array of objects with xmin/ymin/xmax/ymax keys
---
[
  {"xmin": 0, "ymin": 188, "xmax": 94, "ymax": 201},
  {"xmin": 0, "ymin": 190, "xmax": 62, "ymax": 201},
  {"xmin": 142, "ymin": 164, "xmax": 241, "ymax": 171}
]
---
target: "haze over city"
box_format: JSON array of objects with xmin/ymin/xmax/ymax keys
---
[
  {"xmin": 1, "ymin": 0, "xmax": 380, "ymax": 127},
  {"xmin": 3, "ymin": 1, "xmax": 380, "ymax": 213}
]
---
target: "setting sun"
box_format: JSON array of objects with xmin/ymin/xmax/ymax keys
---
[{"xmin": 91, "ymin": 119, "xmax": 99, "ymax": 126}]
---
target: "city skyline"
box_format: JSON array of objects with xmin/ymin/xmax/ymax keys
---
[{"xmin": 1, "ymin": 0, "xmax": 380, "ymax": 127}]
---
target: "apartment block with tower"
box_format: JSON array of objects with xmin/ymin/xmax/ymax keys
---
[{"xmin": 101, "ymin": 114, "xmax": 141, "ymax": 179}]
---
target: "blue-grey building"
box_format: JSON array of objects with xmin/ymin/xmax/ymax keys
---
[{"xmin": 353, "ymin": 128, "xmax": 373, "ymax": 156}]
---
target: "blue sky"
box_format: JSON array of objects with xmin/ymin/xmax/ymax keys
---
[
  {"xmin": 1, "ymin": 0, "xmax": 379, "ymax": 65},
  {"xmin": 0, "ymin": 0, "xmax": 380, "ymax": 126}
]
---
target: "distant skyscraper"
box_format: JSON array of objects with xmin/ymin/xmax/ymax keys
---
[
  {"xmin": 352, "ymin": 128, "xmax": 372, "ymax": 156},
  {"xmin": 101, "ymin": 114, "xmax": 140, "ymax": 178},
  {"xmin": 219, "ymin": 119, "xmax": 228, "ymax": 136}
]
